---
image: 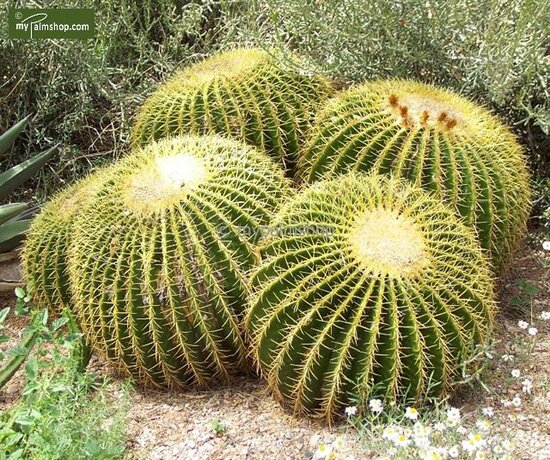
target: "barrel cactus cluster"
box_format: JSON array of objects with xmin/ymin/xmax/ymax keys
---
[{"xmin": 20, "ymin": 48, "xmax": 532, "ymax": 420}]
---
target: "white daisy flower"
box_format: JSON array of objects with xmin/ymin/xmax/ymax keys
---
[
  {"xmin": 405, "ymin": 407, "xmax": 419, "ymax": 420},
  {"xmin": 394, "ymin": 433, "xmax": 411, "ymax": 448},
  {"xmin": 522, "ymin": 378, "xmax": 533, "ymax": 394},
  {"xmin": 448, "ymin": 446, "xmax": 459, "ymax": 458},
  {"xmin": 344, "ymin": 406, "xmax": 357, "ymax": 417},
  {"xmin": 446, "ymin": 407, "xmax": 461, "ymax": 425},
  {"xmin": 369, "ymin": 399, "xmax": 383, "ymax": 414}
]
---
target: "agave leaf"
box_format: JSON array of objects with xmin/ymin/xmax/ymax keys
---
[
  {"xmin": 0, "ymin": 203, "xmax": 28, "ymax": 225},
  {"xmin": 0, "ymin": 219, "xmax": 32, "ymax": 253},
  {"xmin": 0, "ymin": 117, "xmax": 29, "ymax": 156},
  {"xmin": 0, "ymin": 146, "xmax": 57, "ymax": 201}
]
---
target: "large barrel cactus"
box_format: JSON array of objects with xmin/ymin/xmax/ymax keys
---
[
  {"xmin": 68, "ymin": 135, "xmax": 291, "ymax": 388},
  {"xmin": 298, "ymin": 80, "xmax": 531, "ymax": 271},
  {"xmin": 132, "ymin": 48, "xmax": 333, "ymax": 175},
  {"xmin": 247, "ymin": 174, "xmax": 495, "ymax": 420},
  {"xmin": 22, "ymin": 172, "xmax": 113, "ymax": 313}
]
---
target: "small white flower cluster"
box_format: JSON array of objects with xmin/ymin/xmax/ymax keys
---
[
  {"xmin": 542, "ymin": 240, "xmax": 550, "ymax": 251},
  {"xmin": 349, "ymin": 404, "xmax": 514, "ymax": 460},
  {"xmin": 517, "ymin": 320, "xmax": 538, "ymax": 336},
  {"xmin": 312, "ymin": 435, "xmax": 353, "ymax": 460}
]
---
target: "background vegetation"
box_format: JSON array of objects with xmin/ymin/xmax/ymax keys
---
[{"xmin": 0, "ymin": 0, "xmax": 548, "ymax": 224}]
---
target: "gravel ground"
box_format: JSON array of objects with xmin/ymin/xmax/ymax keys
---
[{"xmin": 1, "ymin": 238, "xmax": 548, "ymax": 460}]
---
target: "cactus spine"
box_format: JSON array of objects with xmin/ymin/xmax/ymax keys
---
[
  {"xmin": 132, "ymin": 48, "xmax": 333, "ymax": 175},
  {"xmin": 299, "ymin": 80, "xmax": 531, "ymax": 271},
  {"xmin": 68, "ymin": 135, "xmax": 291, "ymax": 388},
  {"xmin": 247, "ymin": 173, "xmax": 495, "ymax": 420}
]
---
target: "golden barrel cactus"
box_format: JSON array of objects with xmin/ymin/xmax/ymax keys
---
[
  {"xmin": 132, "ymin": 48, "xmax": 333, "ymax": 175},
  {"xmin": 247, "ymin": 173, "xmax": 495, "ymax": 420},
  {"xmin": 68, "ymin": 135, "xmax": 291, "ymax": 388}
]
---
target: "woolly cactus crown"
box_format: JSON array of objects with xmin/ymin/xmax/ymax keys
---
[
  {"xmin": 299, "ymin": 79, "xmax": 531, "ymax": 271},
  {"xmin": 68, "ymin": 135, "xmax": 291, "ymax": 388},
  {"xmin": 247, "ymin": 173, "xmax": 495, "ymax": 420},
  {"xmin": 132, "ymin": 48, "xmax": 333, "ymax": 175}
]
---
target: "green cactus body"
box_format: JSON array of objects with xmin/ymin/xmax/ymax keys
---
[
  {"xmin": 299, "ymin": 80, "xmax": 531, "ymax": 271},
  {"xmin": 68, "ymin": 135, "xmax": 291, "ymax": 388},
  {"xmin": 247, "ymin": 174, "xmax": 495, "ymax": 420},
  {"xmin": 22, "ymin": 172, "xmax": 112, "ymax": 313},
  {"xmin": 132, "ymin": 48, "xmax": 333, "ymax": 175}
]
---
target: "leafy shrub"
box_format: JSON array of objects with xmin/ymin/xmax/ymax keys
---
[{"xmin": 0, "ymin": 291, "xmax": 126, "ymax": 460}]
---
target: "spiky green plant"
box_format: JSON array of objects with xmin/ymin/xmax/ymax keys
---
[
  {"xmin": 131, "ymin": 48, "xmax": 333, "ymax": 175},
  {"xmin": 0, "ymin": 117, "xmax": 57, "ymax": 253},
  {"xmin": 298, "ymin": 80, "xmax": 531, "ymax": 271},
  {"xmin": 68, "ymin": 135, "xmax": 291, "ymax": 388},
  {"xmin": 22, "ymin": 172, "xmax": 113, "ymax": 314},
  {"xmin": 247, "ymin": 173, "xmax": 495, "ymax": 420}
]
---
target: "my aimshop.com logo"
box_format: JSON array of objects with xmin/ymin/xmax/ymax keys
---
[{"xmin": 9, "ymin": 9, "xmax": 95, "ymax": 40}]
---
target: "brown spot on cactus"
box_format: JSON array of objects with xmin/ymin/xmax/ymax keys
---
[{"xmin": 388, "ymin": 94, "xmax": 399, "ymax": 106}]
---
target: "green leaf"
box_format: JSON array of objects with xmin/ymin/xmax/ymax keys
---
[
  {"xmin": 0, "ymin": 219, "xmax": 32, "ymax": 253},
  {"xmin": 36, "ymin": 309, "xmax": 48, "ymax": 326},
  {"xmin": 0, "ymin": 145, "xmax": 57, "ymax": 200},
  {"xmin": 22, "ymin": 382, "xmax": 40, "ymax": 396},
  {"xmin": 518, "ymin": 280, "xmax": 539, "ymax": 296},
  {"xmin": 85, "ymin": 440, "xmax": 101, "ymax": 456},
  {"xmin": 14, "ymin": 415, "xmax": 35, "ymax": 426},
  {"xmin": 0, "ymin": 307, "xmax": 10, "ymax": 323},
  {"xmin": 14, "ymin": 288, "xmax": 25, "ymax": 299},
  {"xmin": 51, "ymin": 316, "xmax": 68, "ymax": 332},
  {"xmin": 0, "ymin": 203, "xmax": 28, "ymax": 226},
  {"xmin": 3, "ymin": 432, "xmax": 23, "ymax": 448},
  {"xmin": 7, "ymin": 345, "xmax": 29, "ymax": 357},
  {"xmin": 24, "ymin": 356, "xmax": 38, "ymax": 380},
  {"xmin": 8, "ymin": 449, "xmax": 25, "ymax": 460},
  {"xmin": 14, "ymin": 299, "xmax": 28, "ymax": 316},
  {"xmin": 509, "ymin": 296, "xmax": 525, "ymax": 306},
  {"xmin": 0, "ymin": 117, "xmax": 29, "ymax": 156}
]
